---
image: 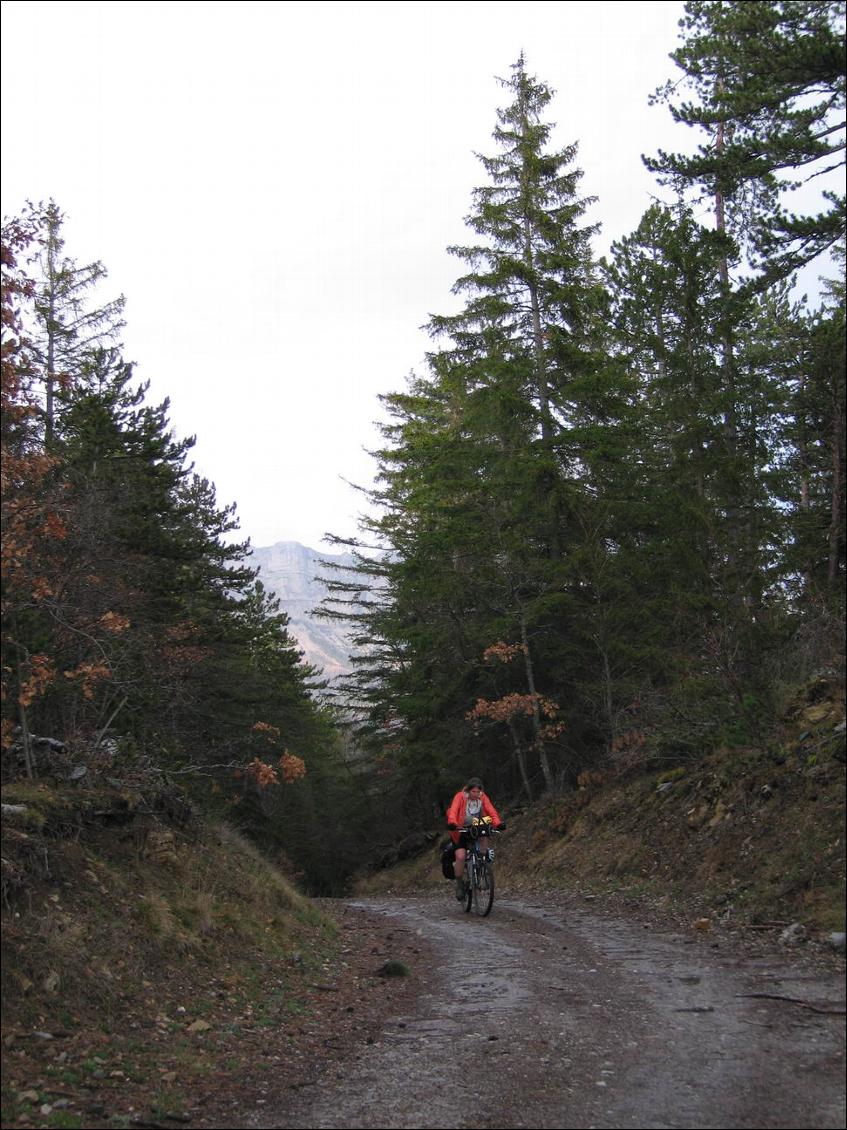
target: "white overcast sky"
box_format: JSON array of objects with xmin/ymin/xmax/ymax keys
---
[{"xmin": 3, "ymin": 1, "xmax": 715, "ymax": 550}]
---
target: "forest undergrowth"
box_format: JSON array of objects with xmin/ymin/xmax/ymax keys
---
[
  {"xmin": 1, "ymin": 675, "xmax": 844, "ymax": 1129},
  {"xmin": 358, "ymin": 676, "xmax": 847, "ymax": 937}
]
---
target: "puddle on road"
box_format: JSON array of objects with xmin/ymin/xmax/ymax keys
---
[
  {"xmin": 348, "ymin": 896, "xmax": 532, "ymax": 1019},
  {"xmin": 362, "ymin": 913, "xmax": 530, "ymax": 1055}
]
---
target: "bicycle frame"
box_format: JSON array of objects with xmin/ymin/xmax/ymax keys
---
[{"xmin": 463, "ymin": 831, "xmax": 495, "ymax": 916}]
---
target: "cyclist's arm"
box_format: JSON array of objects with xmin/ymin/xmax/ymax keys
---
[
  {"xmin": 446, "ymin": 792, "xmax": 465, "ymax": 830},
  {"xmin": 481, "ymin": 793, "xmax": 503, "ymax": 826}
]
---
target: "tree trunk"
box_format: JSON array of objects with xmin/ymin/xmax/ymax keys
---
[
  {"xmin": 600, "ymin": 644, "xmax": 614, "ymax": 750},
  {"xmin": 525, "ymin": 231, "xmax": 554, "ymax": 447},
  {"xmin": 828, "ymin": 375, "xmax": 845, "ymax": 587},
  {"xmin": 714, "ymin": 114, "xmax": 746, "ymax": 617},
  {"xmin": 520, "ymin": 612, "xmax": 554, "ymax": 792},
  {"xmin": 15, "ymin": 647, "xmax": 35, "ymax": 780},
  {"xmin": 45, "ymin": 253, "xmax": 57, "ymax": 446},
  {"xmin": 507, "ymin": 719, "xmax": 534, "ymax": 801}
]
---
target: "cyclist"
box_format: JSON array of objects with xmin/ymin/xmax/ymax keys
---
[{"xmin": 446, "ymin": 777, "xmax": 504, "ymax": 901}]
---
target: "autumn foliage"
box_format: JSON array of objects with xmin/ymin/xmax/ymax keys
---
[
  {"xmin": 245, "ymin": 752, "xmax": 308, "ymax": 789},
  {"xmin": 482, "ymin": 641, "xmax": 527, "ymax": 664},
  {"xmin": 467, "ymin": 692, "xmax": 565, "ymax": 741},
  {"xmin": 245, "ymin": 722, "xmax": 307, "ymax": 787},
  {"xmin": 467, "ymin": 640, "xmax": 566, "ymax": 760}
]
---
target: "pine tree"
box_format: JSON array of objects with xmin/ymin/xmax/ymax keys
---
[{"xmin": 646, "ymin": 0, "xmax": 846, "ymax": 281}]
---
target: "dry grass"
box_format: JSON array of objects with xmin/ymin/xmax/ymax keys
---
[
  {"xmin": 1, "ymin": 797, "xmax": 333, "ymax": 1032},
  {"xmin": 1, "ymin": 790, "xmax": 350, "ymax": 1128}
]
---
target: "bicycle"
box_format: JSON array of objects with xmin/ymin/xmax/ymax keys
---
[{"xmin": 462, "ymin": 817, "xmax": 496, "ymax": 917}]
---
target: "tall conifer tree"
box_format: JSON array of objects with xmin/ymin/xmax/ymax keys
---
[
  {"xmin": 28, "ymin": 201, "xmax": 126, "ymax": 444},
  {"xmin": 328, "ymin": 57, "xmax": 610, "ymax": 801}
]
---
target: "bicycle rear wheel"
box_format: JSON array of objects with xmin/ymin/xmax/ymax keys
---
[{"xmin": 471, "ymin": 858, "xmax": 494, "ymax": 916}]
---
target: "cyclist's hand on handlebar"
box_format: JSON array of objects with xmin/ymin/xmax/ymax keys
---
[
  {"xmin": 497, "ymin": 822, "xmax": 507, "ymax": 831},
  {"xmin": 446, "ymin": 822, "xmax": 457, "ymax": 830}
]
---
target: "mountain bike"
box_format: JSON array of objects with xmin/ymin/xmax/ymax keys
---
[{"xmin": 462, "ymin": 819, "xmax": 495, "ymax": 916}]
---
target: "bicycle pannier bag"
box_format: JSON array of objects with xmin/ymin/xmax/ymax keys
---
[{"xmin": 440, "ymin": 839, "xmax": 455, "ymax": 880}]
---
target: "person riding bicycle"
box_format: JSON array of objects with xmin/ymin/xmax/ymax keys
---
[{"xmin": 446, "ymin": 777, "xmax": 504, "ymax": 901}]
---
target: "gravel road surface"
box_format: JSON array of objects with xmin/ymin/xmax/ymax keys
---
[{"xmin": 246, "ymin": 894, "xmax": 845, "ymax": 1130}]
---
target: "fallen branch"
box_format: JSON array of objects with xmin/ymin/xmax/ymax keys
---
[
  {"xmin": 736, "ymin": 922, "xmax": 790, "ymax": 930},
  {"xmin": 737, "ymin": 993, "xmax": 846, "ymax": 1016}
]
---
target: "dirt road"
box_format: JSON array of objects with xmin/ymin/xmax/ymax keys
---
[{"xmin": 245, "ymin": 893, "xmax": 845, "ymax": 1130}]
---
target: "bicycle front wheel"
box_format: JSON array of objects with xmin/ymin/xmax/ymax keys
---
[{"xmin": 471, "ymin": 858, "xmax": 494, "ymax": 916}]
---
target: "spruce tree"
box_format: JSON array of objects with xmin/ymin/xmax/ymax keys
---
[
  {"xmin": 430, "ymin": 53, "xmax": 604, "ymax": 474},
  {"xmin": 327, "ymin": 57, "xmax": 611, "ymax": 803},
  {"xmin": 27, "ymin": 200, "xmax": 126, "ymax": 444},
  {"xmin": 777, "ymin": 275, "xmax": 846, "ymax": 598}
]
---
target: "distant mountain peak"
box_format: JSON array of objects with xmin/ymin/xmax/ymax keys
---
[{"xmin": 249, "ymin": 540, "xmax": 355, "ymax": 679}]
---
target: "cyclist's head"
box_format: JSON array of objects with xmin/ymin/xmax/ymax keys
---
[{"xmin": 466, "ymin": 776, "xmax": 483, "ymax": 793}]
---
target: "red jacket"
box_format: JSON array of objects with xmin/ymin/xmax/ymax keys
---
[{"xmin": 446, "ymin": 789, "xmax": 502, "ymax": 844}]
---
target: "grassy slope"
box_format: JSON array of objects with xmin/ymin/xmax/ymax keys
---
[
  {"xmin": 358, "ymin": 679, "xmax": 846, "ymax": 935},
  {"xmin": 1, "ymin": 790, "xmax": 338, "ymax": 1128}
]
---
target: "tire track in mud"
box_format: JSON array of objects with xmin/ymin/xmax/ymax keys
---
[{"xmin": 246, "ymin": 894, "xmax": 845, "ymax": 1130}]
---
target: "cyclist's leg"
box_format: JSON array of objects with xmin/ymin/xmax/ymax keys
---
[
  {"xmin": 454, "ymin": 835, "xmax": 468, "ymax": 900},
  {"xmin": 464, "ymin": 852, "xmax": 474, "ymax": 911}
]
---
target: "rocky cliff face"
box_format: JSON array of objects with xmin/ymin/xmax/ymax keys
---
[{"xmin": 249, "ymin": 541, "xmax": 357, "ymax": 679}]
